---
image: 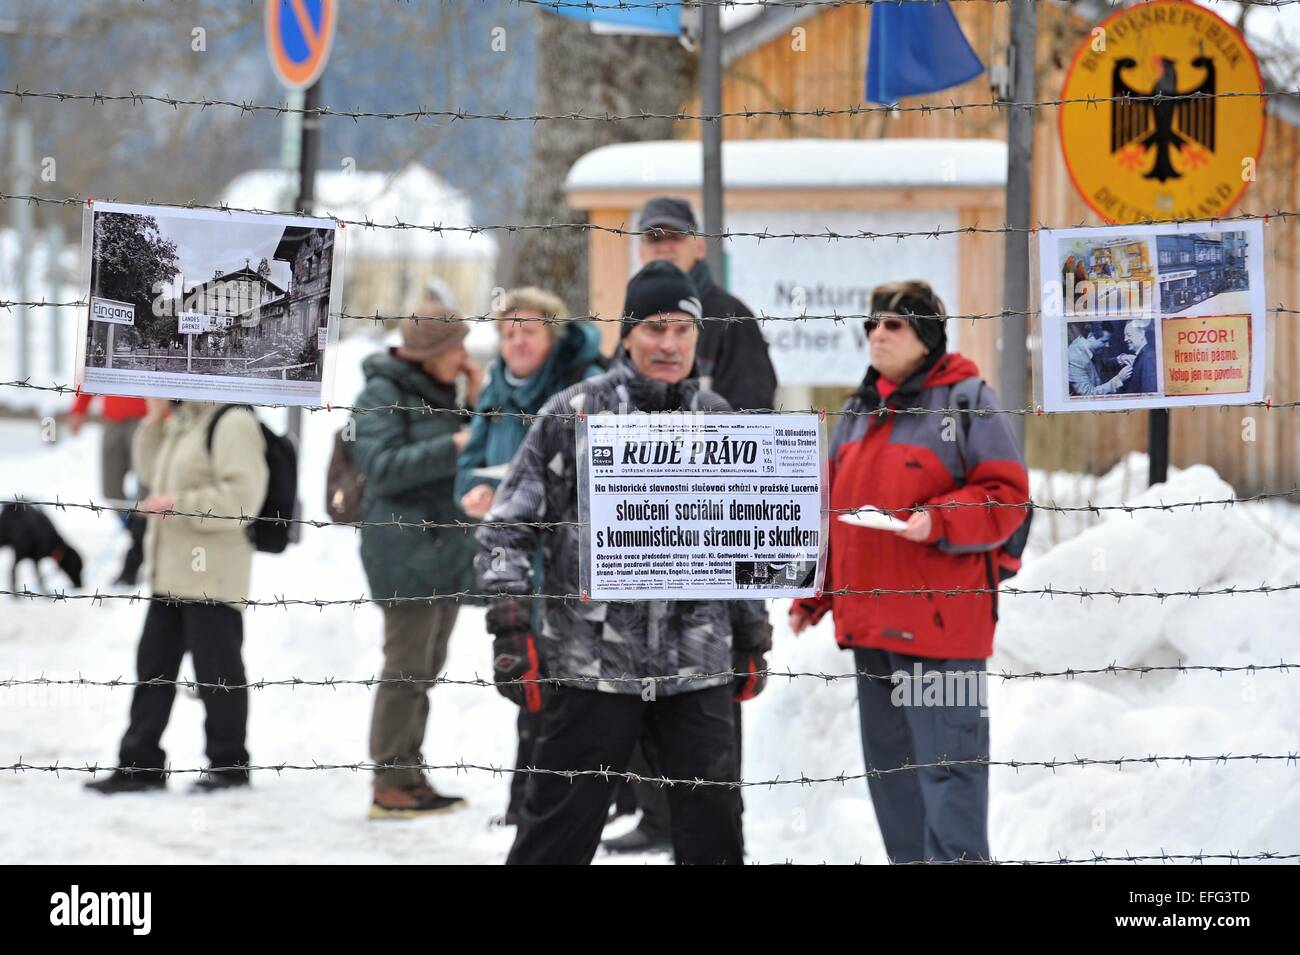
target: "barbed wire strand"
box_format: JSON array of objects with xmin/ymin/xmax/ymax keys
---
[
  {"xmin": 3, "ymin": 582, "xmax": 1297, "ymax": 607},
  {"xmin": 2, "ymin": 377, "xmax": 1294, "ymax": 415},
  {"xmin": 4, "ymin": 191, "xmax": 1289, "ymax": 241},
  {"xmin": 3, "ymin": 492, "xmax": 1296, "ymax": 536},
  {"xmin": 0, "ymin": 86, "xmax": 1285, "ymax": 125},
  {"xmin": 9, "ymin": 752, "xmax": 1300, "ymax": 789},
  {"xmin": 3, "ymin": 660, "xmax": 1294, "ymax": 694},
  {"xmin": 11, "ymin": 298, "xmax": 1300, "ymax": 326}
]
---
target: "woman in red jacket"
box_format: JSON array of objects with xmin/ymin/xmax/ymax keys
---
[
  {"xmin": 68, "ymin": 393, "xmax": 149, "ymax": 586},
  {"xmin": 790, "ymin": 280, "xmax": 1029, "ymax": 864}
]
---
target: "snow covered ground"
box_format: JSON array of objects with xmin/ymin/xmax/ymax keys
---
[{"xmin": 2, "ymin": 337, "xmax": 1297, "ymax": 863}]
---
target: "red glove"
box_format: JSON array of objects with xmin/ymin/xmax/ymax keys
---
[
  {"xmin": 486, "ymin": 597, "xmax": 548, "ymax": 713},
  {"xmin": 731, "ymin": 648, "xmax": 768, "ymax": 702}
]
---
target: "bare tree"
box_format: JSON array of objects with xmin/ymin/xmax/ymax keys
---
[
  {"xmin": 2, "ymin": 0, "xmax": 528, "ymax": 234},
  {"xmin": 511, "ymin": 12, "xmax": 695, "ymax": 313}
]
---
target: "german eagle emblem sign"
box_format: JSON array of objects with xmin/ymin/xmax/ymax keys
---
[{"xmin": 1059, "ymin": 0, "xmax": 1264, "ymax": 223}]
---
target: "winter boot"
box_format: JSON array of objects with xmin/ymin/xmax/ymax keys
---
[
  {"xmin": 84, "ymin": 771, "xmax": 166, "ymax": 795},
  {"xmin": 601, "ymin": 820, "xmax": 672, "ymax": 855},
  {"xmin": 190, "ymin": 768, "xmax": 251, "ymax": 793},
  {"xmin": 369, "ymin": 781, "xmax": 466, "ymax": 820}
]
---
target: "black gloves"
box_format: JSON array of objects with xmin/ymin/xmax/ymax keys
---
[{"xmin": 486, "ymin": 596, "xmax": 547, "ymax": 712}]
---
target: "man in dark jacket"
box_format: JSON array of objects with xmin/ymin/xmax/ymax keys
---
[
  {"xmin": 476, "ymin": 261, "xmax": 772, "ymax": 865},
  {"xmin": 1119, "ymin": 318, "xmax": 1158, "ymax": 394},
  {"xmin": 618, "ymin": 196, "xmax": 777, "ymax": 853},
  {"xmin": 637, "ymin": 197, "xmax": 777, "ymax": 411}
]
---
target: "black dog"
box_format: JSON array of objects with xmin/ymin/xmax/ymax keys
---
[{"xmin": 0, "ymin": 503, "xmax": 84, "ymax": 593}]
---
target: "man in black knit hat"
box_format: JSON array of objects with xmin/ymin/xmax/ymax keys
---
[
  {"xmin": 603, "ymin": 199, "xmax": 778, "ymax": 856},
  {"xmin": 476, "ymin": 261, "xmax": 772, "ymax": 865}
]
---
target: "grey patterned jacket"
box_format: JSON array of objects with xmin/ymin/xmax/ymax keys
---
[{"xmin": 475, "ymin": 358, "xmax": 769, "ymax": 696}]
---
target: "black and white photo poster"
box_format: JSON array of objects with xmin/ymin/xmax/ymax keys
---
[
  {"xmin": 578, "ymin": 413, "xmax": 827, "ymax": 600},
  {"xmin": 76, "ymin": 201, "xmax": 344, "ymax": 406}
]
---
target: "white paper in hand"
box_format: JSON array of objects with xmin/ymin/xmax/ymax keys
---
[
  {"xmin": 838, "ymin": 508, "xmax": 908, "ymax": 532},
  {"xmin": 472, "ymin": 464, "xmax": 510, "ymax": 480}
]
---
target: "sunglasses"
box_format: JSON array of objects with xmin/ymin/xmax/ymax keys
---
[{"xmin": 865, "ymin": 316, "xmax": 909, "ymax": 334}]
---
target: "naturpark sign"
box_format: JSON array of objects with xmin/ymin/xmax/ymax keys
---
[{"xmin": 1059, "ymin": 0, "xmax": 1264, "ymax": 224}]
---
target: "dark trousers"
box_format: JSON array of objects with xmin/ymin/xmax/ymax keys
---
[
  {"xmin": 118, "ymin": 513, "xmax": 147, "ymax": 582},
  {"xmin": 508, "ymin": 707, "xmax": 544, "ymax": 816},
  {"xmin": 507, "ymin": 686, "xmax": 743, "ymax": 865},
  {"xmin": 631, "ymin": 699, "xmax": 744, "ymax": 840},
  {"xmin": 853, "ymin": 648, "xmax": 990, "ymax": 863},
  {"xmin": 118, "ymin": 600, "xmax": 248, "ymax": 778}
]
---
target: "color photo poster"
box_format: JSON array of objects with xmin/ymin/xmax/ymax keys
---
[
  {"xmin": 1036, "ymin": 219, "xmax": 1266, "ymax": 412},
  {"xmin": 76, "ymin": 201, "xmax": 344, "ymax": 406}
]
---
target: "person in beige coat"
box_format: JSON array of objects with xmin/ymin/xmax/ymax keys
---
[{"xmin": 87, "ymin": 398, "xmax": 268, "ymax": 795}]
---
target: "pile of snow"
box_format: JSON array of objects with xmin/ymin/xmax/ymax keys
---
[{"xmin": 1, "ymin": 398, "xmax": 1296, "ymax": 862}]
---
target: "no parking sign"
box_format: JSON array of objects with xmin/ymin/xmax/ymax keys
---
[{"xmin": 265, "ymin": 0, "xmax": 336, "ymax": 90}]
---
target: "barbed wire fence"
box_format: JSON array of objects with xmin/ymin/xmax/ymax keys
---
[{"xmin": 2, "ymin": 0, "xmax": 1298, "ymax": 864}]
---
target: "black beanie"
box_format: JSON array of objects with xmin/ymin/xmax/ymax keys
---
[
  {"xmin": 621, "ymin": 261, "xmax": 702, "ymax": 339},
  {"xmin": 869, "ymin": 280, "xmax": 948, "ymax": 355}
]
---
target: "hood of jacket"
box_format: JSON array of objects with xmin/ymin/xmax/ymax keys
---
[
  {"xmin": 854, "ymin": 351, "xmax": 982, "ymax": 411},
  {"xmin": 361, "ymin": 348, "xmax": 457, "ymax": 407}
]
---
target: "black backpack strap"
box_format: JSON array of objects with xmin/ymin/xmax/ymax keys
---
[
  {"xmin": 563, "ymin": 354, "xmax": 610, "ymax": 390},
  {"xmin": 205, "ymin": 404, "xmax": 248, "ymax": 453},
  {"xmin": 948, "ymin": 377, "xmax": 984, "ymax": 483}
]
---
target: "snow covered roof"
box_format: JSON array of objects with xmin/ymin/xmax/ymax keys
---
[
  {"xmin": 221, "ymin": 163, "xmax": 497, "ymax": 263},
  {"xmin": 566, "ymin": 138, "xmax": 1007, "ymax": 193}
]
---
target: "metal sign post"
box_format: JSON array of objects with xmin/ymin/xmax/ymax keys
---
[
  {"xmin": 267, "ymin": 0, "xmax": 333, "ymax": 450},
  {"xmin": 700, "ymin": 4, "xmax": 724, "ymax": 282},
  {"xmin": 1000, "ymin": 0, "xmax": 1036, "ymax": 449}
]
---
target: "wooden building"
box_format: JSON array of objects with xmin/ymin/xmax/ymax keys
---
[{"xmin": 566, "ymin": 0, "xmax": 1298, "ymax": 492}]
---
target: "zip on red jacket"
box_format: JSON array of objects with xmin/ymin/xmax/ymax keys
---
[{"xmin": 796, "ymin": 352, "xmax": 1030, "ymax": 660}]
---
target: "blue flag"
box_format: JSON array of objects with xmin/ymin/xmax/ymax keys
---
[
  {"xmin": 551, "ymin": 0, "xmax": 681, "ymax": 36},
  {"xmin": 865, "ymin": 2, "xmax": 984, "ymax": 105}
]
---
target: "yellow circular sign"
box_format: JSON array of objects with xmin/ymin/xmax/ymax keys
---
[{"xmin": 1059, "ymin": 0, "xmax": 1264, "ymax": 223}]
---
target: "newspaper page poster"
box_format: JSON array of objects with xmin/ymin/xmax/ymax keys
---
[
  {"xmin": 578, "ymin": 413, "xmax": 827, "ymax": 600},
  {"xmin": 1036, "ymin": 219, "xmax": 1266, "ymax": 412},
  {"xmin": 76, "ymin": 200, "xmax": 345, "ymax": 406}
]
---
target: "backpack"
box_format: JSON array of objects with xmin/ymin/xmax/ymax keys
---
[
  {"xmin": 561, "ymin": 352, "xmax": 611, "ymax": 390},
  {"xmin": 206, "ymin": 405, "xmax": 299, "ymax": 554},
  {"xmin": 325, "ymin": 427, "xmax": 365, "ymax": 524},
  {"xmin": 949, "ymin": 377, "xmax": 1032, "ymax": 582}
]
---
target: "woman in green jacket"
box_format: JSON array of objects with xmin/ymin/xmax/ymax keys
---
[{"xmin": 351, "ymin": 303, "xmax": 482, "ymax": 819}]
